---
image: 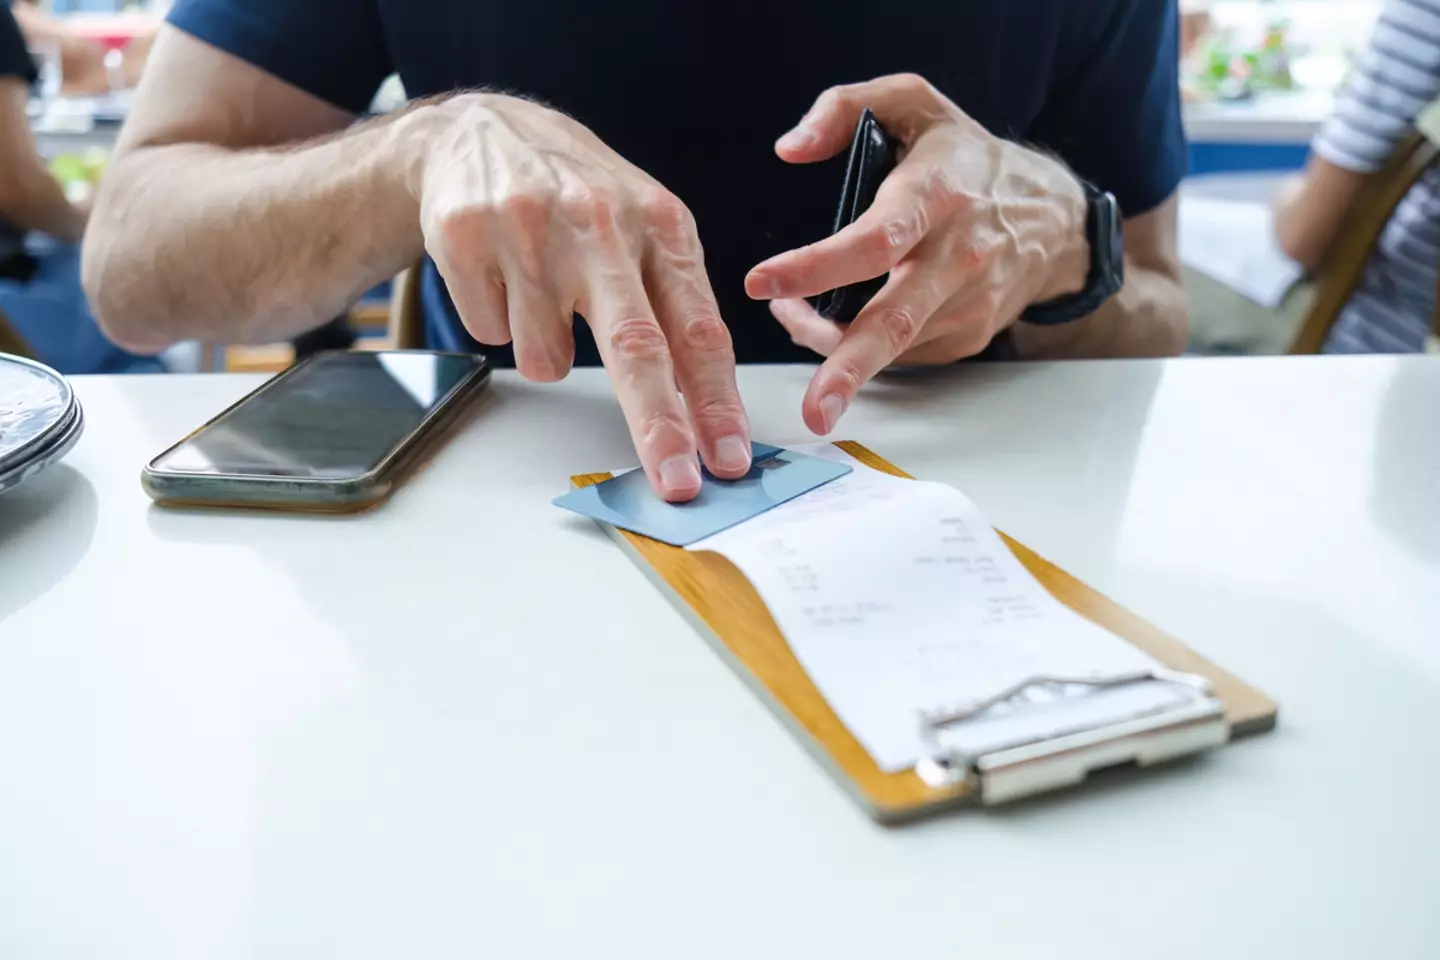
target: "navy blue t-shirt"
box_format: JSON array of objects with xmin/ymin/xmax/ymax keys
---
[
  {"xmin": 0, "ymin": 6, "xmax": 35, "ymax": 86},
  {"xmin": 1, "ymin": 4, "xmax": 39, "ymax": 269},
  {"xmin": 167, "ymin": 0, "xmax": 1185, "ymax": 365}
]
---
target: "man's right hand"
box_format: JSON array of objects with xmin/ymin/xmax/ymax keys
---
[{"xmin": 413, "ymin": 93, "xmax": 752, "ymax": 501}]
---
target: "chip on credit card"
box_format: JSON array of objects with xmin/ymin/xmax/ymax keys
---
[{"xmin": 553, "ymin": 442, "xmax": 852, "ymax": 546}]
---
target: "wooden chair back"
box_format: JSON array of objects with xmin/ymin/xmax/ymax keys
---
[
  {"xmin": 387, "ymin": 263, "xmax": 425, "ymax": 349},
  {"xmin": 1288, "ymin": 130, "xmax": 1440, "ymax": 353}
]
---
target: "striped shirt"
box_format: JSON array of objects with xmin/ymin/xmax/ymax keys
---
[{"xmin": 1315, "ymin": 0, "xmax": 1440, "ymax": 353}]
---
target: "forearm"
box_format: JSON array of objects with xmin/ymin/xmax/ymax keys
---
[
  {"xmin": 0, "ymin": 162, "xmax": 85, "ymax": 242},
  {"xmin": 1010, "ymin": 259, "xmax": 1189, "ymax": 359},
  {"xmin": 1272, "ymin": 161, "xmax": 1364, "ymax": 272},
  {"xmin": 82, "ymin": 107, "xmax": 429, "ymax": 353},
  {"xmin": 0, "ymin": 78, "xmax": 85, "ymax": 242}
]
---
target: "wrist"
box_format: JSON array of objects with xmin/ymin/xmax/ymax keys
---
[
  {"xmin": 392, "ymin": 91, "xmax": 517, "ymax": 200},
  {"xmin": 389, "ymin": 97, "xmax": 460, "ymax": 201},
  {"xmin": 1034, "ymin": 165, "xmax": 1090, "ymax": 304}
]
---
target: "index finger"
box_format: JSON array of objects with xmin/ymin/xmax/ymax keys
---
[
  {"xmin": 578, "ymin": 258, "xmax": 703, "ymax": 503},
  {"xmin": 644, "ymin": 227, "xmax": 753, "ymax": 481},
  {"xmin": 801, "ymin": 258, "xmax": 951, "ymax": 434},
  {"xmin": 745, "ymin": 166, "xmax": 934, "ymax": 301}
]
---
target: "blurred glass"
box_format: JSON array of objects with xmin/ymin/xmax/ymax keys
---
[{"xmin": 103, "ymin": 47, "xmax": 124, "ymax": 93}]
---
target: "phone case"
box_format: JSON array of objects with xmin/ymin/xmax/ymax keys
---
[{"xmin": 810, "ymin": 108, "xmax": 900, "ymax": 324}]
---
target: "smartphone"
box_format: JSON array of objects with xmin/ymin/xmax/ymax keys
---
[{"xmin": 143, "ymin": 350, "xmax": 492, "ymax": 512}]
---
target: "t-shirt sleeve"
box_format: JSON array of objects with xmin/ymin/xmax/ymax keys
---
[
  {"xmin": 166, "ymin": 0, "xmax": 392, "ymax": 114},
  {"xmin": 1313, "ymin": 0, "xmax": 1440, "ymax": 174},
  {"xmin": 1029, "ymin": 0, "xmax": 1187, "ymax": 218},
  {"xmin": 0, "ymin": 6, "xmax": 38, "ymax": 85}
]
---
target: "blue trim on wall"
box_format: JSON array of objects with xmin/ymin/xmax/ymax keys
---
[{"xmin": 1188, "ymin": 142, "xmax": 1310, "ymax": 176}]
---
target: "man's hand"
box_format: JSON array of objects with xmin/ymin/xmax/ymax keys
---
[
  {"xmin": 745, "ymin": 74, "xmax": 1091, "ymax": 436},
  {"xmin": 416, "ymin": 94, "xmax": 752, "ymax": 501},
  {"xmin": 85, "ymin": 32, "xmax": 748, "ymax": 502}
]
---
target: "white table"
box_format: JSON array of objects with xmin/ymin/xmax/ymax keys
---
[{"xmin": 3, "ymin": 359, "xmax": 1439, "ymax": 959}]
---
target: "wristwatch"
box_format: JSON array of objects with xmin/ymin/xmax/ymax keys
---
[{"xmin": 1020, "ymin": 180, "xmax": 1124, "ymax": 326}]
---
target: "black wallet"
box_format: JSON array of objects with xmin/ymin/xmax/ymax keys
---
[{"xmin": 810, "ymin": 108, "xmax": 899, "ymax": 324}]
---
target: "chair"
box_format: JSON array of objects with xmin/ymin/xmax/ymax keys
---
[
  {"xmin": 210, "ymin": 265, "xmax": 424, "ymax": 372},
  {"xmin": 1287, "ymin": 128, "xmax": 1440, "ymax": 354},
  {"xmin": 386, "ymin": 262, "xmax": 425, "ymax": 349}
]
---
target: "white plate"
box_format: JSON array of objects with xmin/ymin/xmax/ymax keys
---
[
  {"xmin": 0, "ymin": 354, "xmax": 76, "ymax": 475},
  {"xmin": 0, "ymin": 398, "xmax": 84, "ymax": 498}
]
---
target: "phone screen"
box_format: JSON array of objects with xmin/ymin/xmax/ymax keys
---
[{"xmin": 151, "ymin": 352, "xmax": 488, "ymax": 479}]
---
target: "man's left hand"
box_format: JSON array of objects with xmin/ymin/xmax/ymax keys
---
[{"xmin": 745, "ymin": 73, "xmax": 1092, "ymax": 436}]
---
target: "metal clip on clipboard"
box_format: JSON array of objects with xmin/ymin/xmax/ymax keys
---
[{"xmin": 914, "ymin": 668, "xmax": 1230, "ymax": 806}]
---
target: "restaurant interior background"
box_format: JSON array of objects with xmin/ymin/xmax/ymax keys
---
[{"xmin": 19, "ymin": 0, "xmax": 1395, "ymax": 368}]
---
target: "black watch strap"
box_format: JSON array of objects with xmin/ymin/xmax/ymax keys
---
[{"xmin": 1020, "ymin": 181, "xmax": 1124, "ymax": 327}]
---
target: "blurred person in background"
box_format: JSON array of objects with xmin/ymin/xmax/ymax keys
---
[
  {"xmin": 0, "ymin": 3, "xmax": 161, "ymax": 372},
  {"xmin": 1275, "ymin": 0, "xmax": 1440, "ymax": 353},
  {"xmin": 9, "ymin": 0, "xmax": 155, "ymax": 96},
  {"xmin": 1179, "ymin": 1, "xmax": 1214, "ymax": 103}
]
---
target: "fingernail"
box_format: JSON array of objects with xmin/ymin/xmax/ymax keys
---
[
  {"xmin": 746, "ymin": 271, "xmax": 781, "ymax": 301},
  {"xmin": 819, "ymin": 394, "xmax": 846, "ymax": 434},
  {"xmin": 714, "ymin": 435, "xmax": 752, "ymax": 474},
  {"xmin": 660, "ymin": 454, "xmax": 702, "ymax": 496},
  {"xmin": 777, "ymin": 126, "xmax": 815, "ymax": 151}
]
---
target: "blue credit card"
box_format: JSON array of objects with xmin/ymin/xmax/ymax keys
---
[{"xmin": 554, "ymin": 442, "xmax": 852, "ymax": 546}]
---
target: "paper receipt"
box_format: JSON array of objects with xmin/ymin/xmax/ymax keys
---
[{"xmin": 687, "ymin": 444, "xmax": 1194, "ymax": 772}]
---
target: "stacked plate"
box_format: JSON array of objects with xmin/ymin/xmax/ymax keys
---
[{"xmin": 0, "ymin": 354, "xmax": 85, "ymax": 498}]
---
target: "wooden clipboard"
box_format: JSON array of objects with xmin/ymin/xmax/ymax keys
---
[{"xmin": 570, "ymin": 442, "xmax": 1278, "ymax": 822}]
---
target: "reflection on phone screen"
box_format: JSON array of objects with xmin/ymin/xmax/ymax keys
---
[{"xmin": 152, "ymin": 352, "xmax": 484, "ymax": 478}]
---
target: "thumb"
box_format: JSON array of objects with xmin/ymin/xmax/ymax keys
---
[
  {"xmin": 775, "ymin": 87, "xmax": 869, "ymax": 164},
  {"xmin": 779, "ymin": 74, "xmax": 953, "ymax": 164}
]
